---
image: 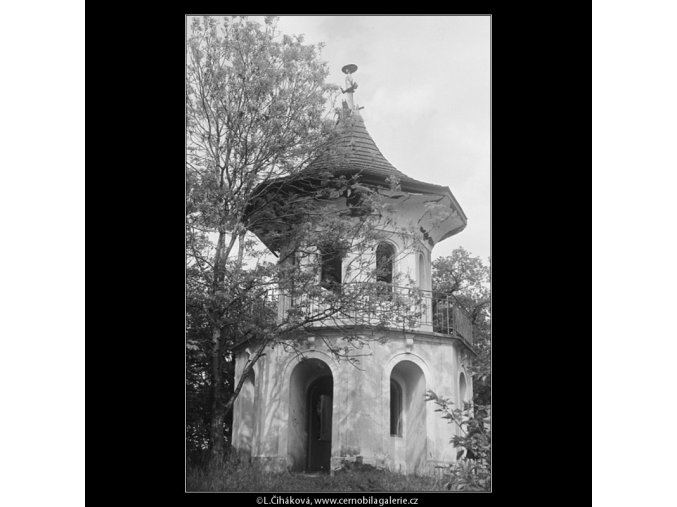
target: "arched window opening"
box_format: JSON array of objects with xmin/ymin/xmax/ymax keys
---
[
  {"xmin": 390, "ymin": 379, "xmax": 403, "ymax": 436},
  {"xmin": 280, "ymin": 247, "xmax": 297, "ymax": 267},
  {"xmin": 418, "ymin": 251, "xmax": 426, "ymax": 289},
  {"xmin": 459, "ymin": 372, "xmax": 467, "ymax": 410},
  {"xmin": 287, "ymin": 249, "xmax": 298, "ymax": 305},
  {"xmin": 345, "ymin": 186, "xmax": 373, "ymax": 216},
  {"xmin": 320, "ymin": 245, "xmax": 342, "ymax": 292},
  {"xmin": 376, "ymin": 243, "xmax": 395, "ymax": 296}
]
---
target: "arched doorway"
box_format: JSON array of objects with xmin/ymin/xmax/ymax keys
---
[
  {"xmin": 288, "ymin": 358, "xmax": 333, "ymax": 473},
  {"xmin": 307, "ymin": 376, "xmax": 333, "ymax": 471}
]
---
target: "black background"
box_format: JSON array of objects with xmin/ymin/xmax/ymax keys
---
[{"xmin": 85, "ymin": 4, "xmax": 590, "ymax": 503}]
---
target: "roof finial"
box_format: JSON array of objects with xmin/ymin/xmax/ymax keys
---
[{"xmin": 341, "ymin": 64, "xmax": 358, "ymax": 111}]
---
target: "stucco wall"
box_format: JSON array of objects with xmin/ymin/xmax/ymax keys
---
[{"xmin": 232, "ymin": 329, "xmax": 472, "ymax": 475}]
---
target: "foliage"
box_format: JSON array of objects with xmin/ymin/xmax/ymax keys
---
[
  {"xmin": 186, "ymin": 454, "xmax": 446, "ymax": 492},
  {"xmin": 430, "ymin": 248, "xmax": 491, "ymax": 491},
  {"xmin": 432, "ymin": 247, "xmax": 491, "ymax": 405},
  {"xmin": 427, "ymin": 391, "xmax": 491, "ymax": 492},
  {"xmin": 186, "ymin": 15, "xmax": 344, "ymax": 465},
  {"xmin": 186, "ymin": 16, "xmax": 425, "ymax": 466}
]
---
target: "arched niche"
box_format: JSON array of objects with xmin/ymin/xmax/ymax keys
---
[
  {"xmin": 459, "ymin": 371, "xmax": 467, "ymax": 409},
  {"xmin": 237, "ymin": 369, "xmax": 257, "ymax": 457},
  {"xmin": 390, "ymin": 360, "xmax": 427, "ymax": 474}
]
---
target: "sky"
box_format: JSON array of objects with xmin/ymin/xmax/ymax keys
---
[
  {"xmin": 271, "ymin": 16, "xmax": 490, "ymax": 263},
  {"xmin": 188, "ymin": 15, "xmax": 491, "ymax": 263}
]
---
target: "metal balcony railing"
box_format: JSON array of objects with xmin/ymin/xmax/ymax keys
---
[{"xmin": 267, "ymin": 282, "xmax": 473, "ymax": 345}]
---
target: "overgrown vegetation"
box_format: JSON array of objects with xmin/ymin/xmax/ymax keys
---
[
  {"xmin": 186, "ymin": 15, "xmax": 340, "ymax": 466},
  {"xmin": 186, "ymin": 455, "xmax": 445, "ymax": 492},
  {"xmin": 432, "ymin": 247, "xmax": 491, "ymax": 406},
  {"xmin": 429, "ymin": 248, "xmax": 491, "ymax": 491},
  {"xmin": 186, "ymin": 16, "xmax": 423, "ymax": 467},
  {"xmin": 427, "ymin": 393, "xmax": 491, "ymax": 491}
]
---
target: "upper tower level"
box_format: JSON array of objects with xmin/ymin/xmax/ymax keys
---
[
  {"xmin": 244, "ymin": 64, "xmax": 474, "ymax": 344},
  {"xmin": 246, "ymin": 63, "xmax": 467, "ymax": 255}
]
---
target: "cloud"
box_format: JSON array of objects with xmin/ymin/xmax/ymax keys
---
[{"xmin": 369, "ymin": 85, "xmax": 436, "ymax": 116}]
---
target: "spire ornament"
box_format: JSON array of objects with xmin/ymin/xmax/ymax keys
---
[{"xmin": 341, "ymin": 63, "xmax": 358, "ymax": 110}]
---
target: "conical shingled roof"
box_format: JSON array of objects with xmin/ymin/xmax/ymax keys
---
[
  {"xmin": 302, "ymin": 109, "xmax": 424, "ymax": 186},
  {"xmin": 300, "ymin": 106, "xmax": 468, "ymax": 240},
  {"xmin": 246, "ymin": 105, "xmax": 468, "ymax": 252}
]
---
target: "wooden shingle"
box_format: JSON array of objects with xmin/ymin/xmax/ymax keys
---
[{"xmin": 303, "ymin": 111, "xmax": 426, "ymax": 186}]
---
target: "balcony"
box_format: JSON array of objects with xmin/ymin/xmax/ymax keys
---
[{"xmin": 274, "ymin": 283, "xmax": 474, "ymax": 346}]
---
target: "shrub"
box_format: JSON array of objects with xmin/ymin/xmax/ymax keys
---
[
  {"xmin": 186, "ymin": 454, "xmax": 444, "ymax": 492},
  {"xmin": 427, "ymin": 391, "xmax": 491, "ymax": 492}
]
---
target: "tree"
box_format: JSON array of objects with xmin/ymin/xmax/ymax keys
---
[
  {"xmin": 187, "ymin": 15, "xmax": 343, "ymax": 467},
  {"xmin": 186, "ymin": 16, "xmax": 424, "ymax": 468},
  {"xmin": 429, "ymin": 247, "xmax": 491, "ymax": 490},
  {"xmin": 432, "ymin": 247, "xmax": 491, "ymax": 405}
]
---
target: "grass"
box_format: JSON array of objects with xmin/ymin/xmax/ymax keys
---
[{"xmin": 186, "ymin": 457, "xmax": 448, "ymax": 492}]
